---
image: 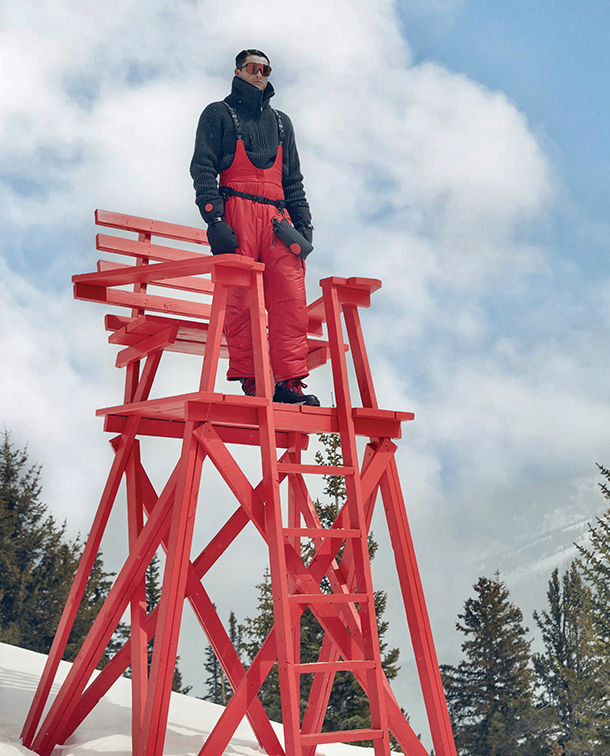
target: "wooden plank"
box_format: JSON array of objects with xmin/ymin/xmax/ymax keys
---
[
  {"xmin": 282, "ymin": 527, "xmax": 360, "ymax": 538},
  {"xmin": 288, "ymin": 593, "xmax": 368, "ymax": 604},
  {"xmin": 301, "ymin": 730, "xmax": 383, "ymax": 746},
  {"xmin": 99, "ymin": 259, "xmax": 215, "ymax": 295},
  {"xmin": 96, "ymin": 395, "xmax": 405, "ymax": 437},
  {"xmin": 74, "ymin": 283, "xmax": 213, "ymax": 320},
  {"xmin": 74, "ymin": 257, "xmax": 220, "ymax": 288},
  {"xmin": 95, "ymin": 209, "xmax": 209, "ymax": 245},
  {"xmin": 276, "ymin": 463, "xmax": 354, "ymax": 476},
  {"xmin": 104, "ymin": 415, "xmax": 185, "ymax": 439},
  {"xmin": 352, "ymin": 407, "xmax": 415, "ymax": 422},
  {"xmin": 307, "ymin": 296, "xmax": 325, "ymax": 336},
  {"xmin": 295, "ymin": 660, "xmax": 375, "ymax": 673},
  {"xmin": 103, "ymin": 414, "xmax": 308, "ymax": 449},
  {"xmin": 116, "ymin": 325, "xmax": 179, "ymax": 368},
  {"xmin": 108, "ymin": 314, "xmax": 209, "ymax": 344},
  {"xmin": 346, "ymin": 276, "xmax": 382, "ymax": 293},
  {"xmin": 97, "ymin": 233, "xmax": 206, "ymax": 262},
  {"xmin": 105, "ymin": 314, "xmax": 230, "ymax": 358},
  {"xmin": 306, "ymin": 346, "xmax": 328, "ymax": 370}
]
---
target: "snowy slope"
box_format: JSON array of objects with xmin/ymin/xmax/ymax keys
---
[{"xmin": 0, "ymin": 643, "xmax": 372, "ymax": 756}]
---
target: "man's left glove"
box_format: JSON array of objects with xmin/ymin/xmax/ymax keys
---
[
  {"xmin": 288, "ymin": 205, "xmax": 314, "ymax": 246},
  {"xmin": 206, "ymin": 218, "xmax": 238, "ymax": 255}
]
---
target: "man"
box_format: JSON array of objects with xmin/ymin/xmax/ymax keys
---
[{"xmin": 190, "ymin": 49, "xmax": 319, "ymax": 406}]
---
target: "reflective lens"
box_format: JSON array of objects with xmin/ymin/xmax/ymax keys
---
[{"xmin": 239, "ymin": 62, "xmax": 272, "ymax": 76}]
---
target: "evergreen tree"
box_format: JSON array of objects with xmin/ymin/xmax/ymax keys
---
[
  {"xmin": 106, "ymin": 553, "xmax": 192, "ymax": 693},
  {"xmin": 146, "ymin": 554, "xmax": 192, "ymax": 694},
  {"xmin": 240, "ymin": 567, "xmax": 282, "ymax": 720},
  {"xmin": 240, "ymin": 433, "xmax": 400, "ymax": 745},
  {"xmin": 203, "ymin": 609, "xmax": 238, "ymax": 705},
  {"xmin": 573, "ymin": 462, "xmax": 610, "ymax": 751},
  {"xmin": 0, "ymin": 430, "xmax": 113, "ymax": 659},
  {"xmin": 441, "ymin": 573, "xmax": 547, "ymax": 755},
  {"xmin": 533, "ymin": 563, "xmax": 602, "ymax": 756}
]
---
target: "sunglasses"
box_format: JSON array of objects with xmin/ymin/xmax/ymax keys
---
[{"xmin": 238, "ymin": 62, "xmax": 272, "ymax": 76}]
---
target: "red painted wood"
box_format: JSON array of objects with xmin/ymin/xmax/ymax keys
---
[
  {"xmin": 21, "ymin": 416, "xmax": 141, "ymax": 747},
  {"xmin": 73, "ymin": 256, "xmax": 219, "ymax": 288},
  {"xmin": 74, "ymin": 282, "xmax": 214, "ymax": 321},
  {"xmin": 25, "ymin": 210, "xmax": 455, "ymax": 756},
  {"xmin": 321, "ymin": 278, "xmax": 390, "ymax": 755},
  {"xmin": 126, "ymin": 443, "xmax": 148, "ymax": 747},
  {"xmin": 199, "ymin": 280, "xmax": 229, "ymax": 392},
  {"xmin": 116, "ymin": 325, "xmax": 178, "ymax": 368},
  {"xmin": 96, "ymin": 233, "xmax": 207, "ymax": 263},
  {"xmin": 32, "ymin": 467, "xmax": 179, "ymax": 755},
  {"xmin": 380, "ymin": 458, "xmax": 457, "ymax": 756},
  {"xmin": 99, "ymin": 258, "xmax": 216, "ymax": 295},
  {"xmin": 95, "ymin": 209, "xmax": 209, "ymax": 245}
]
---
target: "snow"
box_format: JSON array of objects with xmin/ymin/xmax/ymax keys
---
[{"xmin": 0, "ymin": 642, "xmax": 371, "ymax": 756}]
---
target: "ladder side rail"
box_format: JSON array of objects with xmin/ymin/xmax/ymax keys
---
[
  {"xmin": 21, "ymin": 416, "xmax": 141, "ymax": 747},
  {"xmin": 31, "ymin": 463, "xmax": 180, "ymax": 756},
  {"xmin": 287, "ymin": 437, "xmax": 304, "ymax": 667},
  {"xmin": 321, "ymin": 278, "xmax": 391, "ymax": 755},
  {"xmin": 139, "ymin": 429, "xmax": 206, "ymax": 756},
  {"xmin": 380, "ymin": 459, "xmax": 457, "ymax": 756}
]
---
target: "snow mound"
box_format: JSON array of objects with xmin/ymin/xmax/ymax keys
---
[{"xmin": 0, "ymin": 642, "xmax": 371, "ymax": 755}]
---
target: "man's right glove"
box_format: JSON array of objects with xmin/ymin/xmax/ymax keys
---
[{"xmin": 206, "ymin": 218, "xmax": 238, "ymax": 255}]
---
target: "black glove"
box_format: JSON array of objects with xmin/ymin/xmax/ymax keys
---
[
  {"xmin": 287, "ymin": 204, "xmax": 314, "ymax": 245},
  {"xmin": 198, "ymin": 196, "xmax": 225, "ymax": 224},
  {"xmin": 297, "ymin": 224, "xmax": 313, "ymax": 245},
  {"xmin": 206, "ymin": 219, "xmax": 238, "ymax": 255}
]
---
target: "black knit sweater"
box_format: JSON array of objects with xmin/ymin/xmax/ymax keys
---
[{"xmin": 190, "ymin": 76, "xmax": 310, "ymax": 220}]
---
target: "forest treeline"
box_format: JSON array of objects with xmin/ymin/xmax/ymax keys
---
[{"xmin": 3, "ymin": 429, "xmax": 610, "ymax": 754}]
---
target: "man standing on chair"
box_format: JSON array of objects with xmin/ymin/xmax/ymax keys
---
[{"xmin": 190, "ymin": 49, "xmax": 319, "ymax": 406}]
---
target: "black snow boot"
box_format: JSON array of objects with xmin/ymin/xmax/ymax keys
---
[
  {"xmin": 273, "ymin": 377, "xmax": 320, "ymax": 406},
  {"xmin": 239, "ymin": 377, "xmax": 256, "ymax": 397}
]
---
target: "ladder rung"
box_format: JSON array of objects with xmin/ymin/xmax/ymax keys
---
[
  {"xmin": 295, "ymin": 660, "xmax": 376, "ymax": 673},
  {"xmin": 300, "ymin": 729, "xmax": 384, "ymax": 745},
  {"xmin": 282, "ymin": 527, "xmax": 361, "ymax": 538},
  {"xmin": 277, "ymin": 463, "xmax": 354, "ymax": 475},
  {"xmin": 288, "ymin": 593, "xmax": 368, "ymax": 604}
]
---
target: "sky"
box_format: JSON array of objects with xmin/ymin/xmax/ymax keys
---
[{"xmin": 2, "ymin": 0, "xmax": 610, "ymax": 747}]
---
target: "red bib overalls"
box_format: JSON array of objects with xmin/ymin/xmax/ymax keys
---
[{"xmin": 220, "ymin": 130, "xmax": 309, "ymax": 382}]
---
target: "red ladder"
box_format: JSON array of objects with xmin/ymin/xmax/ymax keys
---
[{"xmin": 21, "ymin": 209, "xmax": 456, "ymax": 756}]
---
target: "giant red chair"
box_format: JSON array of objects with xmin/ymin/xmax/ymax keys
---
[{"xmin": 22, "ymin": 210, "xmax": 457, "ymax": 756}]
